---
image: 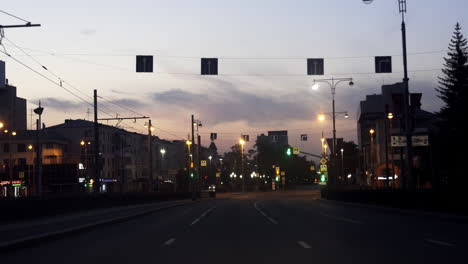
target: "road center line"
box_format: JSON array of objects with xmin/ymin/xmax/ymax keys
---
[
  {"xmin": 189, "ymin": 206, "xmax": 216, "ymax": 226},
  {"xmin": 163, "ymin": 238, "xmax": 176, "ymax": 246},
  {"xmin": 254, "ymin": 201, "xmax": 279, "ymax": 225},
  {"xmin": 425, "ymin": 239, "xmax": 455, "ymax": 247},
  {"xmin": 297, "ymin": 241, "xmax": 312, "ymax": 249},
  {"xmin": 319, "ymin": 213, "xmax": 364, "ymax": 225}
]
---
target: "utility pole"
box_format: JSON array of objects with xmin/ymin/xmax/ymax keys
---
[
  {"xmin": 197, "ymin": 134, "xmax": 201, "ymax": 191},
  {"xmin": 399, "ymin": 0, "xmax": 414, "ymax": 190},
  {"xmin": 191, "ymin": 115, "xmax": 195, "ymax": 197},
  {"xmin": 33, "ymin": 102, "xmax": 44, "ymax": 198},
  {"xmin": 93, "ymin": 89, "xmax": 100, "ymax": 193},
  {"xmin": 147, "ymin": 119, "xmax": 154, "ymax": 192}
]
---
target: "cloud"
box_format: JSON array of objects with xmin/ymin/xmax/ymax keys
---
[
  {"xmin": 152, "ymin": 79, "xmax": 316, "ymax": 126},
  {"xmin": 80, "ymin": 28, "xmax": 97, "ymax": 36},
  {"xmin": 38, "ymin": 98, "xmax": 88, "ymax": 111}
]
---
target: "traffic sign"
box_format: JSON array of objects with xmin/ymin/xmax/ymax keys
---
[
  {"xmin": 201, "ymin": 58, "xmax": 218, "ymax": 75},
  {"xmin": 201, "ymin": 160, "xmax": 207, "ymax": 167},
  {"xmin": 293, "ymin": 148, "xmax": 300, "ymax": 155},
  {"xmin": 300, "ymin": 134, "xmax": 308, "ymax": 141},
  {"xmin": 307, "ymin": 58, "xmax": 324, "ymax": 75},
  {"xmin": 375, "ymin": 56, "xmax": 392, "ymax": 73},
  {"xmin": 310, "ymin": 165, "xmax": 315, "ymax": 171},
  {"xmin": 320, "ymin": 164, "xmax": 328, "ymax": 172},
  {"xmin": 216, "ymin": 172, "xmax": 221, "ymax": 178},
  {"xmin": 320, "ymin": 158, "xmax": 327, "ymax": 165},
  {"xmin": 281, "ymin": 171, "xmax": 285, "ymax": 176}
]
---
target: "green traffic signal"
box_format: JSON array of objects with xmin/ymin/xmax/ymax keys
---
[
  {"xmin": 190, "ymin": 172, "xmax": 195, "ymax": 178},
  {"xmin": 320, "ymin": 173, "xmax": 326, "ymax": 182},
  {"xmin": 286, "ymin": 148, "xmax": 292, "ymax": 156}
]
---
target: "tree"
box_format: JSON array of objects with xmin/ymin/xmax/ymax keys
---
[{"xmin": 436, "ymin": 23, "xmax": 468, "ymax": 190}]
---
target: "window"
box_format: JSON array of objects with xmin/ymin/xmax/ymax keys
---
[
  {"xmin": 17, "ymin": 144, "xmax": 26, "ymax": 153},
  {"xmin": 3, "ymin": 143, "xmax": 9, "ymax": 153}
]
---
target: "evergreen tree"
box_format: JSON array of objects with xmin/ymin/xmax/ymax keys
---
[
  {"xmin": 436, "ymin": 23, "xmax": 468, "ymax": 190},
  {"xmin": 437, "ymin": 23, "xmax": 468, "ymax": 129}
]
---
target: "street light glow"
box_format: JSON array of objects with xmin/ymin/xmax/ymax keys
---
[
  {"xmin": 370, "ymin": 129, "xmax": 375, "ymax": 135},
  {"xmin": 0, "ymin": 122, "xmax": 3, "ymax": 129},
  {"xmin": 318, "ymin": 114, "xmax": 326, "ymax": 122},
  {"xmin": 160, "ymin": 149, "xmax": 166, "ymax": 155},
  {"xmin": 311, "ymin": 83, "xmax": 319, "ymax": 91},
  {"xmin": 239, "ymin": 139, "xmax": 245, "ymax": 145},
  {"xmin": 12, "ymin": 131, "xmax": 17, "ymax": 136},
  {"xmin": 186, "ymin": 140, "xmax": 192, "ymax": 146},
  {"xmin": 388, "ymin": 113, "xmax": 394, "ymax": 119}
]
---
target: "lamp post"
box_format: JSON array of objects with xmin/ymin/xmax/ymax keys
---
[
  {"xmin": 4, "ymin": 128, "xmax": 16, "ymax": 197},
  {"xmin": 313, "ymin": 78, "xmax": 354, "ymax": 185},
  {"xmin": 239, "ymin": 139, "xmax": 245, "ymax": 192},
  {"xmin": 369, "ymin": 129, "xmax": 375, "ymax": 186},
  {"xmin": 340, "ymin": 148, "xmax": 344, "ymax": 184},
  {"xmin": 144, "ymin": 120, "xmax": 155, "ymax": 192},
  {"xmin": 160, "ymin": 148, "xmax": 166, "ymax": 181},
  {"xmin": 388, "ymin": 112, "xmax": 395, "ymax": 187},
  {"xmin": 363, "ymin": 0, "xmax": 413, "ymax": 189}
]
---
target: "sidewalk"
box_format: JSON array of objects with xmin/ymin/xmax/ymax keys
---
[{"xmin": 0, "ymin": 200, "xmax": 190, "ymax": 252}]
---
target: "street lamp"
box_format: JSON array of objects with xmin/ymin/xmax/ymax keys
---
[
  {"xmin": 312, "ymin": 77, "xmax": 353, "ymax": 186},
  {"xmin": 369, "ymin": 129, "xmax": 375, "ymax": 184},
  {"xmin": 0, "ymin": 122, "xmax": 3, "ymax": 129},
  {"xmin": 239, "ymin": 139, "xmax": 246, "ymax": 192},
  {"xmin": 363, "ymin": 0, "xmax": 413, "ymax": 189}
]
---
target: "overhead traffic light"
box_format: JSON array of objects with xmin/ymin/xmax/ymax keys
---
[{"xmin": 286, "ymin": 147, "xmax": 292, "ymax": 156}]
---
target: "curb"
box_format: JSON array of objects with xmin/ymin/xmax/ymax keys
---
[
  {"xmin": 318, "ymin": 198, "xmax": 468, "ymax": 220},
  {"xmin": 0, "ymin": 201, "xmax": 190, "ymax": 253}
]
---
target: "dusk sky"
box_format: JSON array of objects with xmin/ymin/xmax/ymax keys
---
[{"xmin": 1, "ymin": 0, "xmax": 467, "ymax": 156}]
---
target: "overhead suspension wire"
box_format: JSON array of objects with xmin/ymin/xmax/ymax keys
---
[
  {"xmin": 2, "ymin": 43, "xmax": 444, "ymax": 77},
  {"xmin": 2, "ymin": 37, "xmax": 148, "ymax": 128},
  {"xmin": 0, "ymin": 9, "xmax": 31, "ymax": 24},
  {"xmin": 0, "ymin": 45, "xmax": 144, "ymax": 130}
]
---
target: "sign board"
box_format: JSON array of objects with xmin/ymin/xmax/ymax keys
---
[
  {"xmin": 293, "ymin": 148, "xmax": 300, "ymax": 155},
  {"xmin": 210, "ymin": 133, "xmax": 217, "ymax": 141},
  {"xmin": 300, "ymin": 134, "xmax": 308, "ymax": 141},
  {"xmin": 310, "ymin": 165, "xmax": 315, "ymax": 171},
  {"xmin": 320, "ymin": 164, "xmax": 328, "ymax": 172},
  {"xmin": 216, "ymin": 172, "xmax": 221, "ymax": 178},
  {"xmin": 391, "ymin": 135, "xmax": 429, "ymax": 147},
  {"xmin": 320, "ymin": 158, "xmax": 327, "ymax": 165},
  {"xmin": 307, "ymin": 58, "xmax": 324, "ymax": 75},
  {"xmin": 281, "ymin": 171, "xmax": 285, "ymax": 176},
  {"xmin": 375, "ymin": 56, "xmax": 392, "ymax": 73},
  {"xmin": 201, "ymin": 58, "xmax": 218, "ymax": 75},
  {"xmin": 201, "ymin": 160, "xmax": 207, "ymax": 167},
  {"xmin": 19, "ymin": 171, "xmax": 25, "ymax": 179},
  {"xmin": 136, "ymin": 55, "xmax": 153, "ymax": 72},
  {"xmin": 413, "ymin": 135, "xmax": 429, "ymax": 146}
]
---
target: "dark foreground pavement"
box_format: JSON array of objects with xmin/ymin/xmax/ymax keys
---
[{"xmin": 1, "ymin": 191, "xmax": 466, "ymax": 264}]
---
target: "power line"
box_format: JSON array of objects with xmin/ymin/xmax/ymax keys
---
[{"xmin": 0, "ymin": 9, "xmax": 31, "ymax": 23}]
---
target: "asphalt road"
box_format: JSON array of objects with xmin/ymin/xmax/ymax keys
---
[{"xmin": 1, "ymin": 191, "xmax": 466, "ymax": 264}]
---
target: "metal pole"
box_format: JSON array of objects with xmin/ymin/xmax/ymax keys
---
[
  {"xmin": 191, "ymin": 115, "xmax": 195, "ymax": 199},
  {"xmin": 197, "ymin": 134, "xmax": 201, "ymax": 192},
  {"xmin": 400, "ymin": 0, "xmax": 413, "ymax": 190},
  {"xmin": 36, "ymin": 116, "xmax": 42, "ymax": 198},
  {"xmin": 93, "ymin": 89, "xmax": 100, "ymax": 193},
  {"xmin": 384, "ymin": 105, "xmax": 390, "ymax": 188},
  {"xmin": 241, "ymin": 143, "xmax": 244, "ymax": 192},
  {"xmin": 148, "ymin": 119, "xmax": 153, "ymax": 192},
  {"xmin": 8, "ymin": 132, "xmax": 13, "ymax": 197},
  {"xmin": 331, "ymin": 80, "xmax": 337, "ymax": 186}
]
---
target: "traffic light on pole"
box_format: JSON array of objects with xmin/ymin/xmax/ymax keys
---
[{"xmin": 286, "ymin": 148, "xmax": 292, "ymax": 156}]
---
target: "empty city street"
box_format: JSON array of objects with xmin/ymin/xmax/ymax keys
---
[{"xmin": 1, "ymin": 191, "xmax": 466, "ymax": 264}]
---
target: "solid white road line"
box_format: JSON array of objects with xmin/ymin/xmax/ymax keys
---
[
  {"xmin": 297, "ymin": 241, "xmax": 312, "ymax": 249},
  {"xmin": 189, "ymin": 206, "xmax": 216, "ymax": 226},
  {"xmin": 254, "ymin": 201, "xmax": 279, "ymax": 225},
  {"xmin": 163, "ymin": 238, "xmax": 176, "ymax": 246},
  {"xmin": 425, "ymin": 239, "xmax": 455, "ymax": 247},
  {"xmin": 319, "ymin": 213, "xmax": 364, "ymax": 225}
]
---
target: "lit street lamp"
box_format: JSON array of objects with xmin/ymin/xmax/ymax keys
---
[{"xmin": 312, "ymin": 77, "xmax": 354, "ymax": 185}]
